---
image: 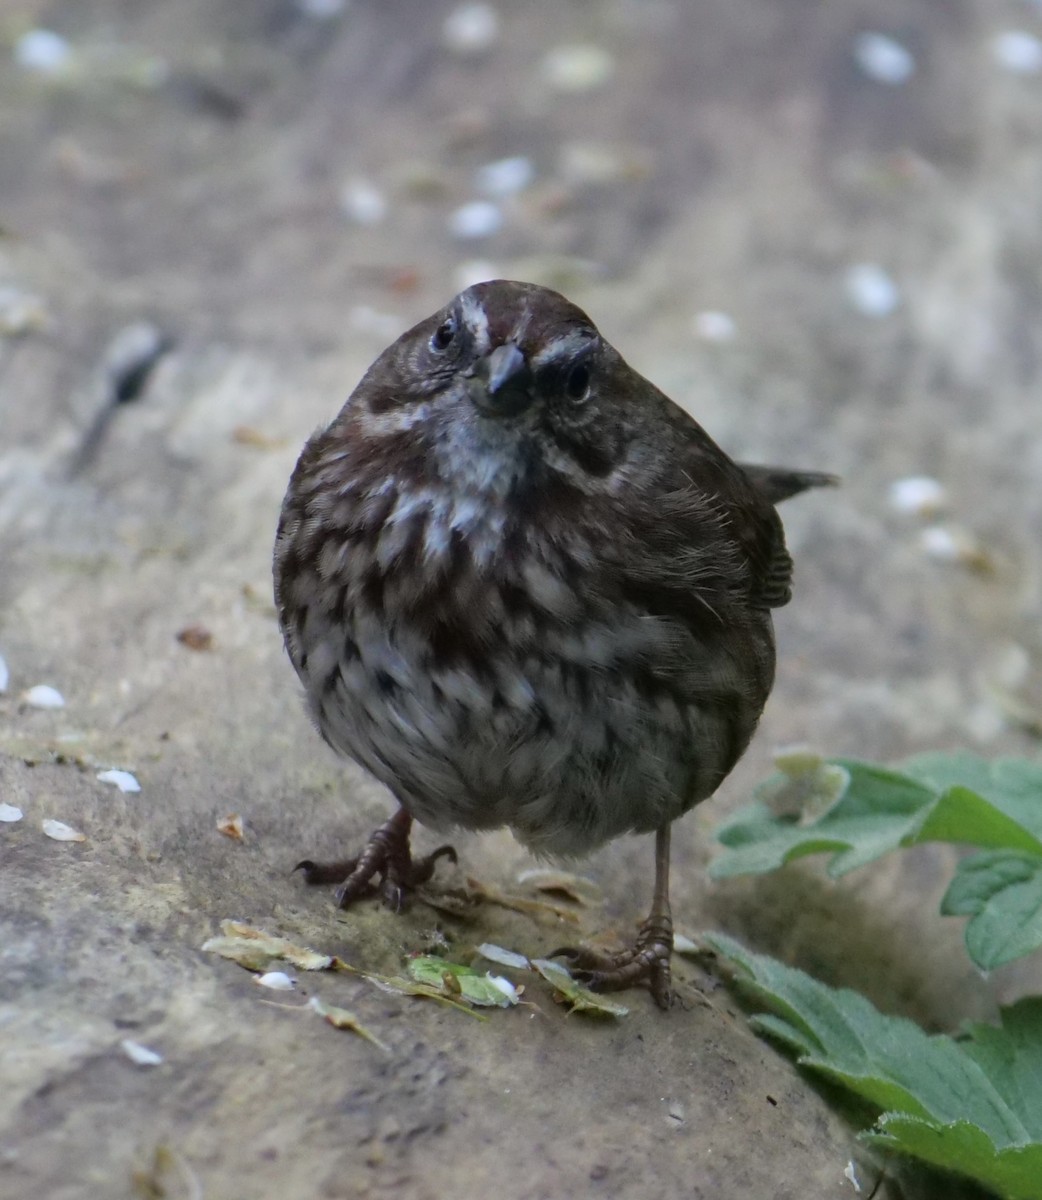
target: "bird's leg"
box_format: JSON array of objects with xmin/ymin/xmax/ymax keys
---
[
  {"xmin": 554, "ymin": 823, "xmax": 674, "ymax": 1009},
  {"xmin": 296, "ymin": 806, "xmax": 457, "ymax": 913}
]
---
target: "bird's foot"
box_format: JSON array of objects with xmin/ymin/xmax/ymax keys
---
[
  {"xmin": 295, "ymin": 807, "xmax": 457, "ymax": 912},
  {"xmin": 553, "ymin": 909, "xmax": 674, "ymax": 1010}
]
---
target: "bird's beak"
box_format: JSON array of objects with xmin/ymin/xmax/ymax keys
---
[{"xmin": 466, "ymin": 343, "xmax": 534, "ymax": 417}]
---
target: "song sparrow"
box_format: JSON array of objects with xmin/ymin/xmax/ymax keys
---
[{"xmin": 274, "ymin": 279, "xmax": 831, "ymax": 1007}]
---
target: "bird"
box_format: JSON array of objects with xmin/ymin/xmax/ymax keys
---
[{"xmin": 273, "ymin": 279, "xmax": 832, "ymax": 1007}]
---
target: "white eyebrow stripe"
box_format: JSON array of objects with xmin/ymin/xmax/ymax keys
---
[
  {"xmin": 460, "ymin": 291, "xmax": 491, "ymax": 353},
  {"xmin": 532, "ymin": 329, "xmax": 597, "ymax": 368}
]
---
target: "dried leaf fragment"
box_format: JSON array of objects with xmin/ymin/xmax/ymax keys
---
[
  {"xmin": 307, "ymin": 997, "xmax": 390, "ymax": 1050},
  {"xmin": 516, "ymin": 867, "xmax": 602, "ymax": 905},
  {"xmin": 202, "ymin": 920, "xmax": 340, "ymax": 972},
  {"xmin": 464, "ymin": 876, "xmax": 581, "ymax": 924},
  {"xmin": 231, "ymin": 425, "xmax": 287, "ymax": 450},
  {"xmin": 132, "ymin": 1144, "xmax": 201, "ymax": 1200},
  {"xmin": 216, "ymin": 813, "xmax": 244, "ymax": 840},
  {"xmin": 176, "ymin": 625, "xmax": 214, "ymax": 651}
]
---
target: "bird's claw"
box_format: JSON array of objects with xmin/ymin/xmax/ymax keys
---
[
  {"xmin": 552, "ymin": 911, "xmax": 674, "ymax": 1009},
  {"xmin": 295, "ymin": 809, "xmax": 456, "ymax": 912}
]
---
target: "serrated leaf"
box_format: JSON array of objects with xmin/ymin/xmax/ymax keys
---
[
  {"xmin": 712, "ymin": 753, "xmax": 1042, "ymax": 894},
  {"xmin": 941, "ymin": 853, "xmax": 1042, "ymax": 971},
  {"xmin": 406, "ymin": 956, "xmax": 520, "ymax": 1008},
  {"xmin": 530, "ymin": 959, "xmax": 629, "ymax": 1017},
  {"xmin": 866, "ymin": 1117, "xmax": 1042, "ymax": 1200},
  {"xmin": 708, "ymin": 933, "xmax": 1042, "ymax": 1200},
  {"xmin": 902, "ymin": 754, "xmax": 1042, "ymax": 845}
]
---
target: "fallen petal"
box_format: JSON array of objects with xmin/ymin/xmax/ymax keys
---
[
  {"xmin": 120, "ymin": 1039, "xmax": 164, "ymax": 1067},
  {"xmin": 255, "ymin": 971, "xmax": 296, "ymax": 991},
  {"xmin": 97, "ymin": 769, "xmax": 141, "ymax": 793},
  {"xmin": 42, "ymin": 818, "xmax": 86, "ymax": 842},
  {"xmin": 476, "ymin": 943, "xmax": 531, "ymax": 970}
]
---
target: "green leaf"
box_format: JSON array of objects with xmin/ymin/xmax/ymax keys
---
[
  {"xmin": 708, "ymin": 934, "xmax": 1042, "ymax": 1199},
  {"xmin": 942, "ymin": 853, "xmax": 1042, "ymax": 971},
  {"xmin": 866, "ymin": 1117, "xmax": 1042, "ymax": 1200},
  {"xmin": 897, "ymin": 753, "xmax": 1042, "ymax": 849},
  {"xmin": 406, "ymin": 955, "xmax": 520, "ymax": 1008},
  {"xmin": 713, "ymin": 759, "xmax": 936, "ymax": 879},
  {"xmin": 529, "ymin": 959, "xmax": 629, "ymax": 1017},
  {"xmin": 712, "ymin": 752, "xmax": 1042, "ymax": 886}
]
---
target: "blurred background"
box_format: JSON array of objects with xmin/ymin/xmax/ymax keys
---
[{"xmin": 2, "ymin": 2, "xmax": 1041, "ymax": 1197}]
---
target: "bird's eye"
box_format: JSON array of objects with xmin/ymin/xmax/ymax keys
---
[
  {"xmin": 565, "ymin": 362, "xmax": 590, "ymax": 401},
  {"xmin": 430, "ymin": 317, "xmax": 458, "ymax": 352}
]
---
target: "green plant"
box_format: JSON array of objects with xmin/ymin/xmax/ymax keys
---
[{"xmin": 707, "ymin": 750, "xmax": 1042, "ymax": 1199}]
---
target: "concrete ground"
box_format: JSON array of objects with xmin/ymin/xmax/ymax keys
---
[{"xmin": 2, "ymin": 1, "xmax": 1040, "ymax": 1197}]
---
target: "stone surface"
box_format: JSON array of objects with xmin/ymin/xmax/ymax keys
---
[{"xmin": 2, "ymin": 2, "xmax": 1040, "ymax": 1198}]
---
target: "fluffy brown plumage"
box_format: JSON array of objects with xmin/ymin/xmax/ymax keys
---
[{"xmin": 274, "ymin": 279, "xmax": 831, "ymax": 1006}]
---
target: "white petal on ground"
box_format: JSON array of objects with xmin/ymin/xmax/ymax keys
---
[
  {"xmin": 476, "ymin": 943, "xmax": 531, "ymax": 970},
  {"xmin": 920, "ymin": 525, "xmax": 989, "ymax": 569},
  {"xmin": 96, "ymin": 769, "xmax": 141, "ymax": 793},
  {"xmin": 443, "ymin": 4, "xmax": 499, "ymax": 55},
  {"xmin": 693, "ymin": 310, "xmax": 737, "ymax": 342},
  {"xmin": 475, "ymin": 156, "xmax": 534, "ymax": 198},
  {"xmin": 0, "ymin": 803, "xmax": 24, "ymax": 823},
  {"xmin": 673, "ymin": 933, "xmax": 700, "ymax": 956},
  {"xmin": 297, "ymin": 0, "xmax": 348, "ymax": 18},
  {"xmin": 844, "ymin": 263, "xmax": 900, "ymax": 317},
  {"xmin": 889, "ymin": 475, "xmax": 947, "ymax": 517},
  {"xmin": 14, "ymin": 29, "xmax": 73, "ymax": 75},
  {"xmin": 541, "ymin": 45, "xmax": 615, "ymax": 92},
  {"xmin": 339, "ymin": 178, "xmax": 386, "ymax": 226},
  {"xmin": 0, "ymin": 652, "xmax": 8, "ymax": 693},
  {"xmin": 120, "ymin": 1039, "xmax": 164, "ymax": 1067},
  {"xmin": 255, "ymin": 971, "xmax": 297, "ymax": 990},
  {"xmin": 42, "ymin": 819, "xmax": 86, "ymax": 842},
  {"xmin": 486, "ymin": 975, "xmax": 520, "ymax": 1003},
  {"xmin": 448, "ymin": 201, "xmax": 503, "ymax": 239},
  {"xmin": 853, "ymin": 32, "xmax": 915, "ymax": 85},
  {"xmin": 993, "ymin": 30, "xmax": 1042, "ymax": 75},
  {"xmin": 0, "ymin": 286, "xmax": 48, "ymax": 335},
  {"xmin": 24, "ymin": 684, "xmax": 65, "ymax": 709}
]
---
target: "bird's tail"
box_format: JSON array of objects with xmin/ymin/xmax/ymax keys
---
[{"xmin": 739, "ymin": 464, "xmax": 838, "ymax": 505}]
